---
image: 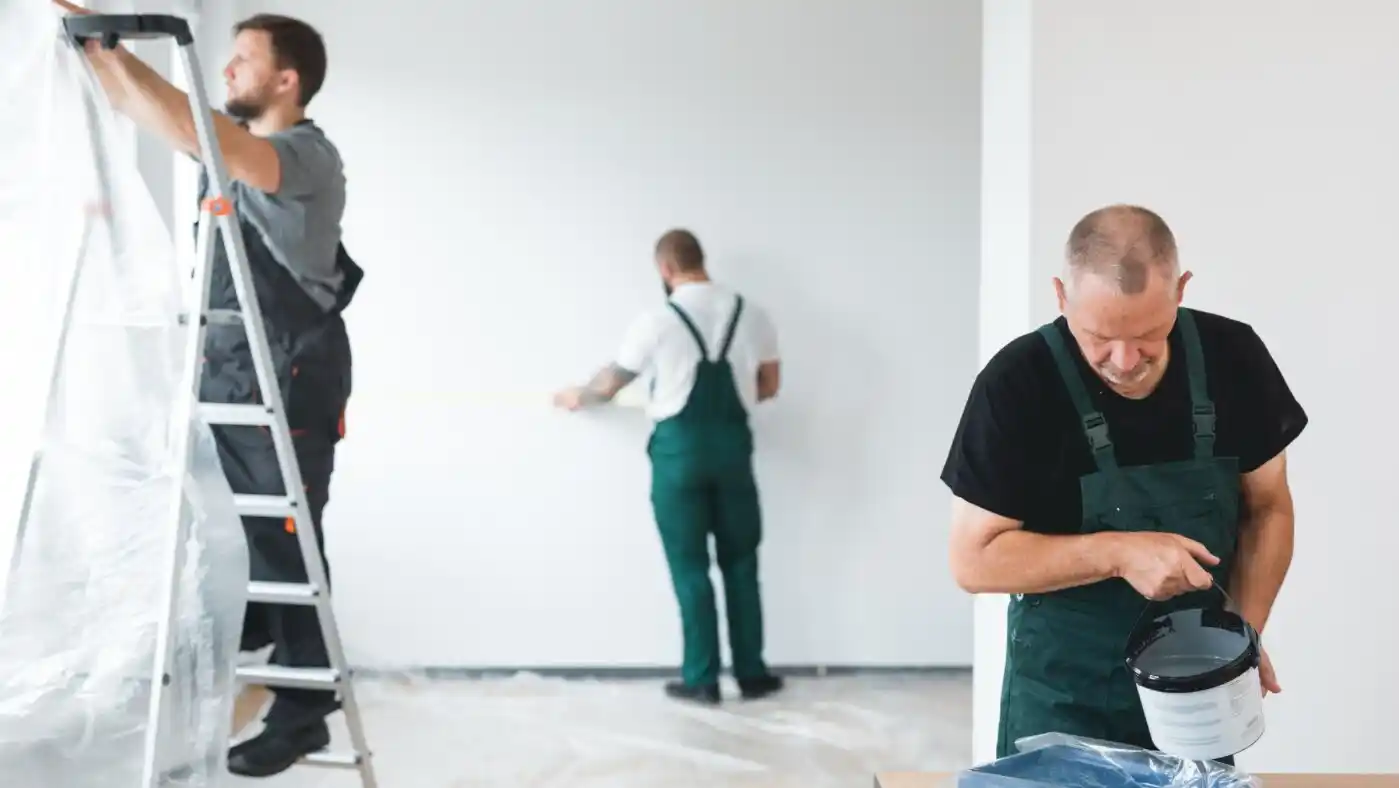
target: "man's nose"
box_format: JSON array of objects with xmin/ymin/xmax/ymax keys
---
[{"xmin": 1112, "ymin": 344, "xmax": 1141, "ymax": 371}]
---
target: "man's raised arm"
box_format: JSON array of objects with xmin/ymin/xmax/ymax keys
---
[{"xmin": 53, "ymin": 1, "xmax": 283, "ymax": 191}]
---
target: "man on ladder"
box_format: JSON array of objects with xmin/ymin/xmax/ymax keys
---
[
  {"xmin": 56, "ymin": 3, "xmax": 362, "ymax": 777},
  {"xmin": 553, "ymin": 229, "xmax": 786, "ymax": 704}
]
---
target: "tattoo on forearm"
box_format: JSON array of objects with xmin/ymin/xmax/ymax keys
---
[{"xmin": 580, "ymin": 364, "xmax": 638, "ymax": 403}]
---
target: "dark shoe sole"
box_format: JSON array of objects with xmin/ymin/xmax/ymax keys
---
[
  {"xmin": 737, "ymin": 675, "xmax": 786, "ymax": 700},
  {"xmin": 664, "ymin": 681, "xmax": 721, "ymax": 705},
  {"xmin": 227, "ymin": 722, "xmax": 331, "ymax": 778}
]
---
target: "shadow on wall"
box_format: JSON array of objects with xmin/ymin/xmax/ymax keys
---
[
  {"xmin": 714, "ymin": 250, "xmax": 902, "ymax": 659},
  {"xmin": 724, "ymin": 249, "xmax": 889, "ymax": 504}
]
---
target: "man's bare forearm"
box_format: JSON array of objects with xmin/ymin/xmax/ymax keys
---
[
  {"xmin": 1228, "ymin": 506, "xmax": 1294, "ymax": 635},
  {"xmin": 93, "ymin": 47, "xmax": 255, "ymax": 169},
  {"xmin": 958, "ymin": 530, "xmax": 1120, "ymax": 595},
  {"xmin": 576, "ymin": 363, "xmax": 638, "ymax": 405},
  {"xmin": 103, "ymin": 48, "xmax": 202, "ymax": 156}
]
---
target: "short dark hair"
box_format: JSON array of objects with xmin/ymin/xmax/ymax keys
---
[
  {"xmin": 655, "ymin": 229, "xmax": 705, "ymax": 272},
  {"xmin": 1065, "ymin": 204, "xmax": 1178, "ymax": 294},
  {"xmin": 233, "ymin": 14, "xmax": 328, "ymax": 107}
]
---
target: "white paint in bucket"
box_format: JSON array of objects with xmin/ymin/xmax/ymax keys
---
[{"xmin": 1126, "ymin": 605, "xmax": 1265, "ymax": 762}]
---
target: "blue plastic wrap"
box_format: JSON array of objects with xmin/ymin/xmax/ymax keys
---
[{"xmin": 955, "ymin": 734, "xmax": 1261, "ymax": 788}]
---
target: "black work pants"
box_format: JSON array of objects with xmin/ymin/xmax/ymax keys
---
[{"xmin": 214, "ymin": 424, "xmax": 339, "ymax": 729}]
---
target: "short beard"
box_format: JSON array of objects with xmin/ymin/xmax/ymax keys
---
[{"xmin": 224, "ymin": 99, "xmax": 263, "ymax": 121}]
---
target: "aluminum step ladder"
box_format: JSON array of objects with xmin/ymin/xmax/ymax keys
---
[{"xmin": 60, "ymin": 13, "xmax": 377, "ymax": 787}]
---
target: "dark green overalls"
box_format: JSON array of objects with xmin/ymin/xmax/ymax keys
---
[
  {"xmin": 997, "ymin": 308, "xmax": 1242, "ymax": 757},
  {"xmin": 647, "ymin": 296, "xmax": 770, "ymax": 687}
]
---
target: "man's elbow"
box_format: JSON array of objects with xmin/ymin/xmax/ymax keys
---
[
  {"xmin": 952, "ymin": 567, "xmax": 993, "ymax": 594},
  {"xmin": 949, "ymin": 550, "xmax": 996, "ymax": 594},
  {"xmin": 756, "ymin": 362, "xmax": 781, "ymax": 401},
  {"xmin": 948, "ymin": 498, "xmax": 1022, "ymax": 594}
]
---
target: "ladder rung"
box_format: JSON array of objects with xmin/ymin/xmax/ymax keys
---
[
  {"xmin": 207, "ymin": 309, "xmax": 242, "ymax": 324},
  {"xmin": 178, "ymin": 309, "xmax": 242, "ymax": 326},
  {"xmin": 199, "ymin": 403, "xmax": 274, "ymax": 427},
  {"xmin": 302, "ymin": 751, "xmax": 365, "ymax": 769},
  {"xmin": 247, "ymin": 581, "xmax": 320, "ymax": 605},
  {"xmin": 233, "ymin": 494, "xmax": 295, "ymax": 519},
  {"xmin": 236, "ymin": 664, "xmax": 341, "ymax": 690}
]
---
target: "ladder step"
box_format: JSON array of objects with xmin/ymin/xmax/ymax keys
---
[
  {"xmin": 236, "ymin": 664, "xmax": 341, "ymax": 690},
  {"xmin": 302, "ymin": 751, "xmax": 365, "ymax": 769},
  {"xmin": 178, "ymin": 309, "xmax": 242, "ymax": 326},
  {"xmin": 199, "ymin": 402, "xmax": 274, "ymax": 427},
  {"xmin": 247, "ymin": 580, "xmax": 320, "ymax": 605},
  {"xmin": 233, "ymin": 494, "xmax": 295, "ymax": 519}
]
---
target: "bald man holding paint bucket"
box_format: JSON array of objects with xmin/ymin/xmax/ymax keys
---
[{"xmin": 942, "ymin": 205, "xmax": 1305, "ymax": 761}]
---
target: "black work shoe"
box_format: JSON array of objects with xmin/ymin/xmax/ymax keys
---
[
  {"xmin": 227, "ymin": 719, "xmax": 331, "ymax": 778},
  {"xmin": 664, "ymin": 680, "xmax": 721, "ymax": 705},
  {"xmin": 228, "ymin": 735, "xmax": 257, "ymax": 759},
  {"xmin": 737, "ymin": 674, "xmax": 785, "ymax": 700}
]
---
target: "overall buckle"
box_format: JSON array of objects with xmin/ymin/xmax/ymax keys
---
[
  {"xmin": 1082, "ymin": 413, "xmax": 1112, "ymax": 452},
  {"xmin": 1191, "ymin": 404, "xmax": 1216, "ymax": 437}
]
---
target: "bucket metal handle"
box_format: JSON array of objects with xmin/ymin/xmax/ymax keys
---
[
  {"xmin": 1209, "ymin": 580, "xmax": 1262, "ymax": 658},
  {"xmin": 1124, "ymin": 580, "xmax": 1262, "ymax": 667}
]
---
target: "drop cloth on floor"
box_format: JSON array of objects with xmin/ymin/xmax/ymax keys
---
[{"xmin": 233, "ymin": 671, "xmax": 972, "ymax": 788}]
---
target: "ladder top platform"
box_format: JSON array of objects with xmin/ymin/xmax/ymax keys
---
[{"xmin": 63, "ymin": 13, "xmax": 194, "ymax": 47}]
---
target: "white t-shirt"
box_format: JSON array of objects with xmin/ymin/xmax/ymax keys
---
[{"xmin": 614, "ymin": 281, "xmax": 780, "ymax": 421}]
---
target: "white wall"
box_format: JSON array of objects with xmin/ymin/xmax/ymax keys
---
[
  {"xmin": 973, "ymin": 0, "xmax": 1029, "ymax": 764},
  {"xmin": 200, "ymin": 0, "xmax": 984, "ymax": 669},
  {"xmin": 978, "ymin": 0, "xmax": 1399, "ymax": 774}
]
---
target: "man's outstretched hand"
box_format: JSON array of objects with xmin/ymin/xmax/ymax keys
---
[{"xmin": 553, "ymin": 387, "xmax": 587, "ymax": 411}]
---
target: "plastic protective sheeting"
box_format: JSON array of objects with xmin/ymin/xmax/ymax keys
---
[
  {"xmin": 953, "ymin": 734, "xmax": 1261, "ymax": 788},
  {"xmin": 277, "ymin": 672, "xmax": 969, "ymax": 787},
  {"xmin": 0, "ymin": 3, "xmax": 248, "ymax": 786}
]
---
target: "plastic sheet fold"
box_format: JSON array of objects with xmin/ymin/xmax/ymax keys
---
[
  {"xmin": 953, "ymin": 733, "xmax": 1261, "ymax": 788},
  {"xmin": 0, "ymin": 2, "xmax": 247, "ymax": 785}
]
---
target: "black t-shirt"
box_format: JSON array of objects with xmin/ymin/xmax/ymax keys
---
[{"xmin": 940, "ymin": 309, "xmax": 1308, "ymax": 534}]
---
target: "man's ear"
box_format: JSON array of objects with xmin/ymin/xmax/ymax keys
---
[
  {"xmin": 1052, "ymin": 276, "xmax": 1068, "ymax": 312},
  {"xmin": 1176, "ymin": 270, "xmax": 1193, "ymax": 304},
  {"xmin": 278, "ymin": 71, "xmax": 300, "ymax": 102}
]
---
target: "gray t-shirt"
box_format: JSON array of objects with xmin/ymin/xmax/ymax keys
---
[{"xmin": 228, "ymin": 120, "xmax": 346, "ymax": 311}]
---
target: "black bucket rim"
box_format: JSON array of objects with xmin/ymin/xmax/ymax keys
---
[{"xmin": 1124, "ymin": 604, "xmax": 1260, "ymax": 694}]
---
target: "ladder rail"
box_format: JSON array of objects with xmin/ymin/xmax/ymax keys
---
[
  {"xmin": 56, "ymin": 28, "xmax": 214, "ymax": 787},
  {"xmin": 4, "ymin": 214, "xmax": 95, "ymax": 606},
  {"xmin": 4, "ymin": 38, "xmax": 126, "ymax": 604},
  {"xmin": 58, "ymin": 13, "xmax": 376, "ymax": 788},
  {"xmin": 172, "ymin": 38, "xmax": 378, "ymax": 786},
  {"xmin": 136, "ymin": 154, "xmax": 218, "ymax": 788}
]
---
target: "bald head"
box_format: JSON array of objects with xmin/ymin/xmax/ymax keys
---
[
  {"xmin": 1064, "ymin": 204, "xmax": 1179, "ymax": 296},
  {"xmin": 1056, "ymin": 205, "xmax": 1188, "ymax": 399},
  {"xmin": 655, "ymin": 228, "xmax": 705, "ymax": 272}
]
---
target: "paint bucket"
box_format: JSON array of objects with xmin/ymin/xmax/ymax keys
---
[{"xmin": 1124, "ymin": 585, "xmax": 1265, "ymax": 761}]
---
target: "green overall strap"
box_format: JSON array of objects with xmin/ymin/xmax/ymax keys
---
[
  {"xmin": 1038, "ymin": 324, "xmax": 1118, "ymax": 471},
  {"xmin": 1174, "ymin": 307, "xmax": 1216, "ymax": 459},
  {"xmin": 717, "ymin": 296, "xmax": 745, "ymax": 360},
  {"xmin": 668, "ymin": 302, "xmax": 710, "ymax": 358}
]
